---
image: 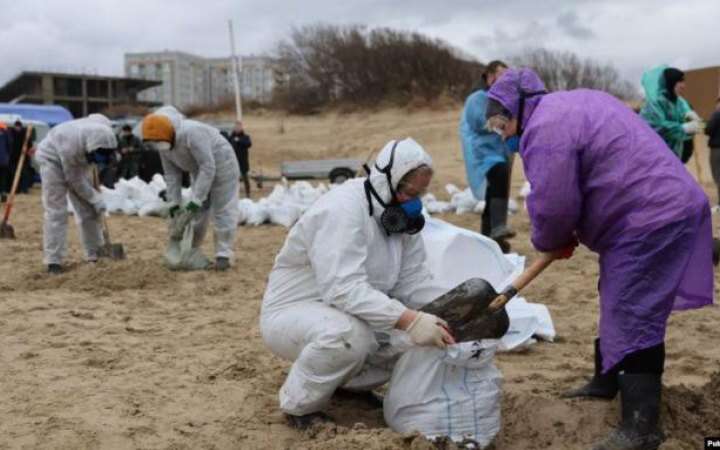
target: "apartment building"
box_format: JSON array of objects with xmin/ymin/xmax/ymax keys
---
[{"xmin": 125, "ymin": 51, "xmax": 276, "ymax": 109}]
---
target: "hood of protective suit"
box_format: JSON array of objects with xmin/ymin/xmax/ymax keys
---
[
  {"xmin": 154, "ymin": 105, "xmax": 184, "ymax": 130},
  {"xmin": 487, "ymin": 68, "xmax": 546, "ymax": 124},
  {"xmin": 641, "ymin": 65, "xmax": 672, "ymax": 102},
  {"xmin": 140, "ymin": 105, "xmax": 185, "ymax": 142},
  {"xmin": 86, "ymin": 113, "xmax": 112, "ymax": 127},
  {"xmin": 80, "ymin": 120, "xmax": 117, "ymax": 153},
  {"xmin": 367, "ymin": 138, "xmax": 433, "ymax": 208}
]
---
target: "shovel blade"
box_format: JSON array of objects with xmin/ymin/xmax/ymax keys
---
[
  {"xmin": 110, "ymin": 244, "xmax": 126, "ymax": 260},
  {"xmin": 420, "ymin": 278, "xmax": 510, "ymax": 342},
  {"xmin": 98, "ymin": 243, "xmax": 126, "ymax": 260},
  {"xmin": 0, "ymin": 222, "xmax": 15, "ymax": 239}
]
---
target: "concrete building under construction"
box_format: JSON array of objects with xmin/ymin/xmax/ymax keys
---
[{"xmin": 0, "ymin": 71, "xmax": 161, "ymax": 118}]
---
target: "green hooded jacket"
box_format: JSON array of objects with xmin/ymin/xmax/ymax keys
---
[{"xmin": 640, "ymin": 65, "xmax": 691, "ymax": 157}]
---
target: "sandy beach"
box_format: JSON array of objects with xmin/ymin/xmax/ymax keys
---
[{"xmin": 1, "ymin": 106, "xmax": 719, "ymax": 449}]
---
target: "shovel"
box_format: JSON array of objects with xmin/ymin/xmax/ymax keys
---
[
  {"xmin": 0, "ymin": 125, "xmax": 33, "ymax": 239},
  {"xmin": 420, "ymin": 254, "xmax": 554, "ymax": 342},
  {"xmin": 92, "ymin": 168, "xmax": 126, "ymax": 260}
]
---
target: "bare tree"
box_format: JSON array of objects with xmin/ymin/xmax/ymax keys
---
[
  {"xmin": 272, "ymin": 24, "xmax": 484, "ymax": 113},
  {"xmin": 511, "ymin": 48, "xmax": 639, "ymax": 100}
]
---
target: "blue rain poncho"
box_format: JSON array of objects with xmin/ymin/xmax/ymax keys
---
[{"xmin": 459, "ymin": 90, "xmax": 509, "ymax": 200}]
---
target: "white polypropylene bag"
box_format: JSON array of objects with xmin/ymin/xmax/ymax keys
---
[
  {"xmin": 422, "ymin": 193, "xmax": 455, "ymax": 214},
  {"xmin": 472, "ymin": 200, "xmax": 486, "ymax": 214},
  {"xmin": 384, "ymin": 340, "xmax": 502, "ymax": 447},
  {"xmin": 520, "ymin": 181, "xmax": 531, "ymax": 198},
  {"xmin": 246, "ymin": 200, "xmax": 269, "ymax": 226},
  {"xmin": 102, "ymin": 187, "xmax": 126, "ymax": 214},
  {"xmin": 164, "ymin": 222, "xmax": 210, "ymax": 271},
  {"xmin": 267, "ymin": 204, "xmax": 302, "ymax": 228},
  {"xmin": 381, "ymin": 216, "xmax": 556, "ymax": 447},
  {"xmin": 445, "ymin": 183, "xmax": 461, "ymax": 196},
  {"xmin": 420, "ymin": 218, "xmax": 555, "ymax": 351},
  {"xmin": 451, "ymin": 188, "xmax": 479, "ymax": 215},
  {"xmin": 138, "ymin": 199, "xmax": 171, "ymax": 217},
  {"xmin": 237, "ymin": 198, "xmax": 254, "ymax": 225}
]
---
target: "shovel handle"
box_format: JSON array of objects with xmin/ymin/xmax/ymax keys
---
[
  {"xmin": 91, "ymin": 167, "xmax": 112, "ymax": 242},
  {"xmin": 2, "ymin": 125, "xmax": 33, "ymax": 223},
  {"xmin": 489, "ymin": 253, "xmax": 554, "ymax": 311}
]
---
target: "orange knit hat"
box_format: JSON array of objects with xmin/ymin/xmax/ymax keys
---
[{"xmin": 142, "ymin": 114, "xmax": 174, "ymax": 141}]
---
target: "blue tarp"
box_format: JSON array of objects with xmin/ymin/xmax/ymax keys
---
[{"xmin": 0, "ymin": 103, "xmax": 73, "ymax": 126}]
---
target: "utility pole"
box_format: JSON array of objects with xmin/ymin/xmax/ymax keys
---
[{"xmin": 228, "ymin": 19, "xmax": 242, "ymax": 122}]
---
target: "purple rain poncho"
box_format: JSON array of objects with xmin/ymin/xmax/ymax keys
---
[{"xmin": 488, "ymin": 69, "xmax": 714, "ymax": 373}]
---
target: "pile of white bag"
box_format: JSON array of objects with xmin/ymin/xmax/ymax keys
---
[
  {"xmin": 101, "ymin": 174, "xmax": 171, "ymax": 217},
  {"xmin": 237, "ymin": 181, "xmax": 329, "ymax": 227},
  {"xmin": 422, "ymin": 184, "xmax": 519, "ymax": 216},
  {"xmin": 96, "ymin": 176, "xmax": 330, "ymax": 228},
  {"xmin": 97, "ymin": 177, "xmax": 521, "ymax": 229}
]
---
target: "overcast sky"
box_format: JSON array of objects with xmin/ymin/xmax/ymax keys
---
[{"xmin": 2, "ymin": 0, "xmax": 718, "ymax": 89}]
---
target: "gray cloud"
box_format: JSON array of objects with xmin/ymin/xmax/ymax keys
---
[
  {"xmin": 0, "ymin": 0, "xmax": 718, "ymax": 90},
  {"xmin": 469, "ymin": 20, "xmax": 553, "ymax": 60},
  {"xmin": 556, "ymin": 11, "xmax": 595, "ymax": 40}
]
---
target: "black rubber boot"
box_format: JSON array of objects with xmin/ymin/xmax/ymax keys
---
[
  {"xmin": 215, "ymin": 257, "xmax": 230, "ymax": 271},
  {"xmin": 285, "ymin": 411, "xmax": 334, "ymax": 430},
  {"xmin": 335, "ymin": 388, "xmax": 384, "ymax": 408},
  {"xmin": 713, "ymin": 238, "xmax": 720, "ymax": 267},
  {"xmin": 591, "ymin": 373, "xmax": 664, "ymax": 450},
  {"xmin": 488, "ymin": 198, "xmax": 516, "ymax": 240},
  {"xmin": 47, "ymin": 264, "xmax": 62, "ymax": 274},
  {"xmin": 563, "ymin": 338, "xmax": 618, "ymax": 399}
]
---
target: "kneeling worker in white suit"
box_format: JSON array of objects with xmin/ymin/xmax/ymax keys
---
[
  {"xmin": 36, "ymin": 114, "xmax": 118, "ymax": 274},
  {"xmin": 142, "ymin": 106, "xmax": 240, "ymax": 271},
  {"xmin": 261, "ymin": 138, "xmax": 455, "ymax": 428}
]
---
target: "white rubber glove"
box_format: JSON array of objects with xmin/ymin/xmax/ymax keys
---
[
  {"xmin": 685, "ymin": 110, "xmax": 702, "ymax": 122},
  {"xmin": 406, "ymin": 312, "xmax": 450, "ymax": 348},
  {"xmin": 683, "ymin": 121, "xmax": 700, "ymax": 135}
]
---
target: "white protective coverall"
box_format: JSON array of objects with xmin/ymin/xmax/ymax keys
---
[
  {"xmin": 153, "ymin": 106, "xmax": 240, "ymax": 259},
  {"xmin": 36, "ymin": 114, "xmax": 117, "ymax": 265},
  {"xmin": 261, "ymin": 138, "xmax": 437, "ymax": 416}
]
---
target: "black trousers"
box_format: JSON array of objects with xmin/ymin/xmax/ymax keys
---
[
  {"xmin": 481, "ymin": 162, "xmax": 509, "ymax": 236},
  {"xmin": 0, "ymin": 166, "xmax": 10, "ymax": 194},
  {"xmin": 710, "ymin": 147, "xmax": 720, "ymax": 205},
  {"xmin": 8, "ymin": 160, "xmax": 33, "ymax": 193}
]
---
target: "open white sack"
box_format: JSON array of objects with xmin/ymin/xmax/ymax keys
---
[
  {"xmin": 383, "ymin": 218, "xmax": 556, "ymax": 446},
  {"xmin": 164, "ymin": 220, "xmax": 210, "ymax": 271},
  {"xmin": 384, "ymin": 340, "xmax": 502, "ymax": 447},
  {"xmin": 420, "ymin": 217, "xmax": 555, "ymax": 351}
]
